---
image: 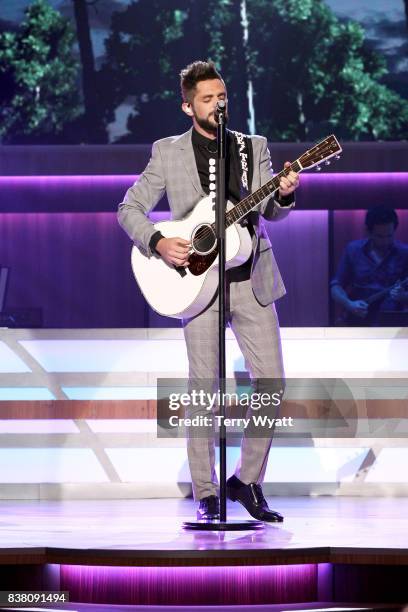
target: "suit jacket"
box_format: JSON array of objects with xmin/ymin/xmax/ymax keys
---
[{"xmin": 118, "ymin": 127, "xmax": 294, "ymax": 306}]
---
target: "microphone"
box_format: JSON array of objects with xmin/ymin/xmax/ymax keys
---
[{"xmin": 214, "ymin": 99, "xmax": 227, "ymax": 121}]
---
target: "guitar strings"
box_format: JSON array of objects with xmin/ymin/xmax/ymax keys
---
[
  {"xmin": 189, "ymin": 162, "xmax": 298, "ymax": 250},
  {"xmin": 188, "ymin": 142, "xmax": 336, "ymax": 250}
]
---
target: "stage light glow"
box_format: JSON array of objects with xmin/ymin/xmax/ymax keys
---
[
  {"xmin": 0, "ymin": 173, "xmax": 407, "ymax": 212},
  {"xmin": 0, "ymin": 172, "xmax": 407, "ymax": 184},
  {"xmin": 59, "ymin": 562, "xmax": 320, "ymax": 606}
]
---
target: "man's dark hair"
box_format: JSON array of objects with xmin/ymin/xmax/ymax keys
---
[
  {"xmin": 365, "ymin": 206, "xmax": 399, "ymax": 232},
  {"xmin": 180, "ymin": 60, "xmax": 224, "ymax": 103}
]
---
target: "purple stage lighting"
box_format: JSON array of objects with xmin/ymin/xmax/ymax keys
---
[
  {"xmin": 0, "ymin": 173, "xmax": 407, "ymax": 212},
  {"xmin": 59, "ymin": 562, "xmax": 319, "ymax": 606}
]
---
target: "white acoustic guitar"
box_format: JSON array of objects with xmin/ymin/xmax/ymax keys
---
[{"xmin": 131, "ymin": 135, "xmax": 342, "ymax": 319}]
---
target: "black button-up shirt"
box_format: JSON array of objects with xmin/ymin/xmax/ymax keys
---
[{"xmin": 191, "ymin": 128, "xmax": 241, "ymax": 204}]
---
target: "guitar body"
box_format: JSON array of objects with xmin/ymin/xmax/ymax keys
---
[
  {"xmin": 131, "ymin": 196, "xmax": 253, "ymax": 318},
  {"xmin": 129, "ymin": 135, "xmax": 342, "ymax": 319}
]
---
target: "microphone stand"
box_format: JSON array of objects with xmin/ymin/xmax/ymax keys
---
[{"xmin": 183, "ymin": 103, "xmax": 263, "ymax": 531}]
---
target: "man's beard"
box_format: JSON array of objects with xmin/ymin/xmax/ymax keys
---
[{"xmin": 194, "ymin": 113, "xmax": 217, "ymax": 134}]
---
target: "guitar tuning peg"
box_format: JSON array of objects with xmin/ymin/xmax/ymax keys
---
[
  {"xmin": 325, "ymin": 160, "xmax": 331, "ymax": 166},
  {"xmin": 316, "ymin": 165, "xmax": 322, "ymax": 171},
  {"xmin": 335, "ymin": 154, "xmax": 341, "ymax": 160}
]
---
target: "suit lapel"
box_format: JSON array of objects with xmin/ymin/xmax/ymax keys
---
[{"xmin": 175, "ymin": 128, "xmax": 204, "ymax": 196}]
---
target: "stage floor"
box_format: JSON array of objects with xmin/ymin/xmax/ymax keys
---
[{"xmin": 0, "ymin": 496, "xmax": 407, "ymax": 566}]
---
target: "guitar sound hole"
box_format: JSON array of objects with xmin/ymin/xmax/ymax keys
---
[{"xmin": 192, "ymin": 223, "xmax": 216, "ymax": 256}]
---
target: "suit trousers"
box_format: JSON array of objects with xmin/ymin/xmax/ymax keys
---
[{"xmin": 182, "ymin": 273, "xmax": 285, "ymax": 500}]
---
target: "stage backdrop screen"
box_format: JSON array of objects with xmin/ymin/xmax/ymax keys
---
[{"xmin": 0, "ymin": 0, "xmax": 407, "ymax": 144}]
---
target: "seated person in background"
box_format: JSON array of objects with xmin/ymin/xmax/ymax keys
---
[{"xmin": 331, "ymin": 206, "xmax": 408, "ymax": 325}]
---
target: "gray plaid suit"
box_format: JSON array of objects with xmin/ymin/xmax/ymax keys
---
[{"xmin": 118, "ymin": 127, "xmax": 294, "ymax": 500}]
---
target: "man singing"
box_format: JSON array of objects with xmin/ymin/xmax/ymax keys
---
[{"xmin": 118, "ymin": 60, "xmax": 299, "ymax": 522}]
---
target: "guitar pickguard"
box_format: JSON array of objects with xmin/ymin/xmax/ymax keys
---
[{"xmin": 188, "ymin": 249, "xmax": 218, "ymax": 276}]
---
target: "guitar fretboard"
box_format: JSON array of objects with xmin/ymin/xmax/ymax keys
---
[{"xmin": 224, "ymin": 159, "xmax": 302, "ymax": 227}]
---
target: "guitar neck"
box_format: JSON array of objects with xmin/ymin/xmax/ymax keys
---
[
  {"xmin": 366, "ymin": 277, "xmax": 408, "ymax": 305},
  {"xmin": 225, "ymin": 159, "xmax": 302, "ymax": 228}
]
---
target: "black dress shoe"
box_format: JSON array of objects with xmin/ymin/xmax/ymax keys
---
[
  {"xmin": 196, "ymin": 495, "xmax": 220, "ymax": 520},
  {"xmin": 226, "ymin": 474, "xmax": 284, "ymax": 522}
]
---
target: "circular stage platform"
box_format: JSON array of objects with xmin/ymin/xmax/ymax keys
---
[{"xmin": 0, "ymin": 497, "xmax": 407, "ymax": 609}]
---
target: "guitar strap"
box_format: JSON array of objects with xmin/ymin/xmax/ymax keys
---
[
  {"xmin": 230, "ymin": 130, "xmax": 256, "ymax": 247},
  {"xmin": 231, "ymin": 130, "xmax": 254, "ymax": 199}
]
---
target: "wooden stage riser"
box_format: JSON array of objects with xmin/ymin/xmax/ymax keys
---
[
  {"xmin": 1, "ymin": 549, "xmax": 408, "ymax": 567},
  {"xmin": 0, "ymin": 399, "xmax": 406, "ymax": 418}
]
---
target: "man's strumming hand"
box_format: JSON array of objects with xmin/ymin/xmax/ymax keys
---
[{"xmin": 156, "ymin": 237, "xmax": 191, "ymax": 267}]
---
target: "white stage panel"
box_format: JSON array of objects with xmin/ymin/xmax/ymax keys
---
[
  {"xmin": 0, "ymin": 387, "xmax": 55, "ymax": 400},
  {"xmin": 19, "ymin": 339, "xmax": 189, "ymax": 373},
  {"xmin": 365, "ymin": 448, "xmax": 408, "ymax": 483},
  {"xmin": 0, "ymin": 449, "xmax": 109, "ymax": 483},
  {"xmin": 0, "ymin": 342, "xmax": 31, "ymax": 373},
  {"xmin": 63, "ymin": 386, "xmax": 156, "ymax": 400},
  {"xmin": 283, "ymin": 337, "xmax": 408, "ymax": 375},
  {"xmin": 87, "ymin": 419, "xmax": 156, "ymax": 433},
  {"xmin": 0, "ymin": 420, "xmax": 79, "ymax": 434},
  {"xmin": 264, "ymin": 447, "xmax": 370, "ymax": 483},
  {"xmin": 106, "ymin": 448, "xmax": 191, "ymax": 483},
  {"xmin": 105, "ymin": 446, "xmax": 370, "ymax": 485},
  {"xmin": 13, "ymin": 333, "xmax": 408, "ymax": 376}
]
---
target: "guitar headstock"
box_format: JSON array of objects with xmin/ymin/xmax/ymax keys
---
[{"xmin": 299, "ymin": 135, "xmax": 342, "ymax": 171}]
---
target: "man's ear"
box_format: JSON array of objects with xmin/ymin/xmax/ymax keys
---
[{"xmin": 182, "ymin": 101, "xmax": 194, "ymax": 117}]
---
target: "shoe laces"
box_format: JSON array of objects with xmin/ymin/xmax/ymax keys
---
[{"xmin": 251, "ymin": 483, "xmax": 266, "ymax": 505}]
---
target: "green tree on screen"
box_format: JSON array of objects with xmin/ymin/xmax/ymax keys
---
[
  {"xmin": 100, "ymin": 0, "xmax": 408, "ymax": 142},
  {"xmin": 248, "ymin": 0, "xmax": 408, "ymax": 140},
  {"xmin": 2, "ymin": 0, "xmax": 405, "ymax": 143},
  {"xmin": 0, "ymin": 0, "xmax": 81, "ymax": 143},
  {"xmin": 98, "ymin": 0, "xmax": 256, "ymax": 141},
  {"xmin": 98, "ymin": 0, "xmax": 193, "ymax": 142}
]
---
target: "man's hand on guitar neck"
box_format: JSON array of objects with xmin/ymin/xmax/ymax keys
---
[
  {"xmin": 156, "ymin": 237, "xmax": 191, "ymax": 267},
  {"xmin": 278, "ymin": 161, "xmax": 299, "ymax": 198},
  {"xmin": 390, "ymin": 282, "xmax": 408, "ymax": 303}
]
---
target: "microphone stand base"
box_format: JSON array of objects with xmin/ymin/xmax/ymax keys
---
[{"xmin": 182, "ymin": 519, "xmax": 264, "ymax": 531}]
